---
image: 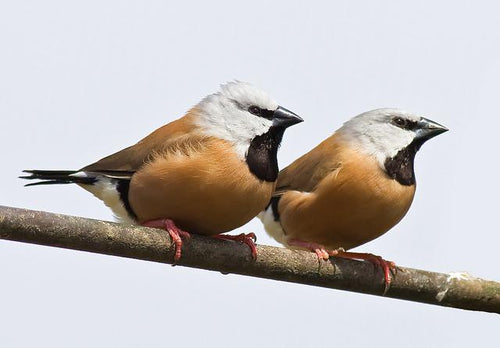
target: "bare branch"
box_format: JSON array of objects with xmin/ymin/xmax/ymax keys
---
[{"xmin": 0, "ymin": 205, "xmax": 498, "ymax": 313}]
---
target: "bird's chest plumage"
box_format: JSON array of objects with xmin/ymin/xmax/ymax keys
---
[
  {"xmin": 280, "ymin": 151, "xmax": 416, "ymax": 250},
  {"xmin": 128, "ymin": 138, "xmax": 275, "ymax": 235}
]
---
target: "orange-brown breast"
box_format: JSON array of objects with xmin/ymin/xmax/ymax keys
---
[
  {"xmin": 129, "ymin": 137, "xmax": 275, "ymax": 235},
  {"xmin": 277, "ymin": 135, "xmax": 416, "ymax": 250}
]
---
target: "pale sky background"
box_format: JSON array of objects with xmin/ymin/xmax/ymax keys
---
[{"xmin": 0, "ymin": 1, "xmax": 498, "ymax": 347}]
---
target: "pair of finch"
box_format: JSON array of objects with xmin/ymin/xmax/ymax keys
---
[{"xmin": 22, "ymin": 81, "xmax": 448, "ymax": 286}]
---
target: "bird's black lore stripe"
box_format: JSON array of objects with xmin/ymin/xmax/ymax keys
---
[{"xmin": 116, "ymin": 179, "xmax": 137, "ymax": 220}]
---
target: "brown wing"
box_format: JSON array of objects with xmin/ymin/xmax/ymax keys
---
[
  {"xmin": 82, "ymin": 112, "xmax": 198, "ymax": 174},
  {"xmin": 274, "ymin": 134, "xmax": 343, "ymax": 195}
]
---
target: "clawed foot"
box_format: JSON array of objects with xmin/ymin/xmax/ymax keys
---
[
  {"xmin": 142, "ymin": 219, "xmax": 190, "ymax": 262},
  {"xmin": 286, "ymin": 238, "xmax": 395, "ymax": 293},
  {"xmin": 215, "ymin": 233, "xmax": 258, "ymax": 260},
  {"xmin": 335, "ymin": 251, "xmax": 396, "ymax": 294}
]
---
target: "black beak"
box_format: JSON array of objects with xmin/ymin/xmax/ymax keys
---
[
  {"xmin": 415, "ymin": 117, "xmax": 449, "ymax": 142},
  {"xmin": 272, "ymin": 106, "xmax": 303, "ymax": 128}
]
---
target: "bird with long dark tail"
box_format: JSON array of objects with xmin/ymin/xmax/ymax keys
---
[{"xmin": 22, "ymin": 81, "xmax": 303, "ymax": 261}]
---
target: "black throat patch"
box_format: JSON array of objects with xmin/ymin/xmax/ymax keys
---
[
  {"xmin": 384, "ymin": 139, "xmax": 424, "ymax": 186},
  {"xmin": 246, "ymin": 126, "xmax": 285, "ymax": 182}
]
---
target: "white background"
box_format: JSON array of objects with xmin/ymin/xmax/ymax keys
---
[{"xmin": 1, "ymin": 1, "xmax": 498, "ymax": 347}]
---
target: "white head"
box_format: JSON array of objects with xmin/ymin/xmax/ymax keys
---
[
  {"xmin": 338, "ymin": 108, "xmax": 448, "ymax": 168},
  {"xmin": 194, "ymin": 81, "xmax": 302, "ymax": 159}
]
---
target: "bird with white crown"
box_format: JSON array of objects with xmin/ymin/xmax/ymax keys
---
[
  {"xmin": 260, "ymin": 108, "xmax": 447, "ymax": 288},
  {"xmin": 22, "ymin": 81, "xmax": 303, "ymax": 261}
]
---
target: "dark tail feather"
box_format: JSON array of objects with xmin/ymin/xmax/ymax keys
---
[
  {"xmin": 20, "ymin": 170, "xmax": 96, "ymax": 186},
  {"xmin": 24, "ymin": 180, "xmax": 75, "ymax": 187}
]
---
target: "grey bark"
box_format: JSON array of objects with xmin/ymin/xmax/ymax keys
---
[{"xmin": 0, "ymin": 205, "xmax": 498, "ymax": 314}]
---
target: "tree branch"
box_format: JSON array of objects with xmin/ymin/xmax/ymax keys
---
[{"xmin": 0, "ymin": 205, "xmax": 498, "ymax": 313}]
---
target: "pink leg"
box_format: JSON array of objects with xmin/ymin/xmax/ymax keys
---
[
  {"xmin": 335, "ymin": 251, "xmax": 396, "ymax": 293},
  {"xmin": 286, "ymin": 238, "xmax": 340, "ymax": 260},
  {"xmin": 142, "ymin": 219, "xmax": 190, "ymax": 262},
  {"xmin": 214, "ymin": 233, "xmax": 258, "ymax": 260}
]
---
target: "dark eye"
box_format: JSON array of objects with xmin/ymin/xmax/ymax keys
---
[
  {"xmin": 248, "ymin": 105, "xmax": 261, "ymax": 116},
  {"xmin": 393, "ymin": 117, "xmax": 408, "ymax": 128}
]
